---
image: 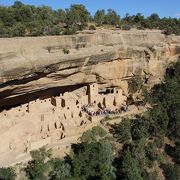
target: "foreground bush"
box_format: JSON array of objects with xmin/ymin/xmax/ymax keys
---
[{"xmin": 0, "ymin": 167, "xmax": 16, "ymax": 180}]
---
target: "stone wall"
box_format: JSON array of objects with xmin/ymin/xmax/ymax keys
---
[{"xmin": 0, "ymin": 83, "xmax": 127, "ymax": 166}]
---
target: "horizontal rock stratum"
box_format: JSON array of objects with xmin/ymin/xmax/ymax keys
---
[
  {"xmin": 0, "ymin": 29, "xmax": 180, "ymax": 107},
  {"xmin": 0, "ymin": 29, "xmax": 180, "ymax": 167}
]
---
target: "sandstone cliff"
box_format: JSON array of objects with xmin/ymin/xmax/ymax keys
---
[
  {"xmin": 0, "ymin": 29, "xmax": 180, "ymax": 108},
  {"xmin": 0, "ymin": 29, "xmax": 180, "ymax": 167}
]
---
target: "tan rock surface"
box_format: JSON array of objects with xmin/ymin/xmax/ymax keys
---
[
  {"xmin": 0, "ymin": 29, "xmax": 179, "ymax": 167},
  {"xmin": 0, "ymin": 29, "xmax": 179, "ymax": 108}
]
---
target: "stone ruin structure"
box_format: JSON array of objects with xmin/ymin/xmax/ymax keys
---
[
  {"xmin": 0, "ymin": 83, "xmax": 127, "ymax": 166},
  {"xmin": 0, "ymin": 29, "xmax": 179, "ymax": 166}
]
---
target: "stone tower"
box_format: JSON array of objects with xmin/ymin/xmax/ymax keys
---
[{"xmin": 88, "ymin": 83, "xmax": 98, "ymax": 104}]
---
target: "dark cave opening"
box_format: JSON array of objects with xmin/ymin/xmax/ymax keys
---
[{"xmin": 0, "ymin": 83, "xmax": 88, "ymax": 111}]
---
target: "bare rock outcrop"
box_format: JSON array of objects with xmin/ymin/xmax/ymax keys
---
[
  {"xmin": 0, "ymin": 29, "xmax": 179, "ymax": 108},
  {"xmin": 0, "ymin": 29, "xmax": 180, "ymax": 167}
]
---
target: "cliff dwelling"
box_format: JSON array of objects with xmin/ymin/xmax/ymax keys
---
[
  {"xmin": 0, "ymin": 29, "xmax": 179, "ymax": 167},
  {"xmin": 0, "ymin": 83, "xmax": 127, "ymax": 165}
]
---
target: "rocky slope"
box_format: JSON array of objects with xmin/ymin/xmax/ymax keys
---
[{"xmin": 0, "ymin": 29, "xmax": 180, "ymax": 108}]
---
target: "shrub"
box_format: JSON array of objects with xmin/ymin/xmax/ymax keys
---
[
  {"xmin": 157, "ymin": 154, "xmax": 166, "ymax": 164},
  {"xmin": 81, "ymin": 130, "xmax": 95, "ymax": 142},
  {"xmin": 122, "ymin": 149, "xmax": 143, "ymax": 180},
  {"xmin": 161, "ymin": 164, "xmax": 180, "ymax": 180},
  {"xmin": 63, "ymin": 48, "xmax": 70, "ymax": 54},
  {"xmin": 104, "ymin": 115, "xmax": 112, "ymax": 121},
  {"xmin": 89, "ymin": 25, "xmax": 96, "ymax": 30},
  {"xmin": 152, "ymin": 135, "xmax": 164, "ymax": 148},
  {"xmin": 46, "ymin": 46, "xmax": 52, "ymax": 53},
  {"xmin": 12, "ymin": 23, "xmax": 26, "ymax": 37},
  {"xmin": 145, "ymin": 142, "xmax": 158, "ymax": 162},
  {"xmin": 122, "ymin": 24, "xmax": 131, "ymax": 30},
  {"xmin": 50, "ymin": 26, "xmax": 62, "ymax": 35},
  {"xmin": 142, "ymin": 171, "xmax": 158, "ymax": 180},
  {"xmin": 63, "ymin": 28, "xmax": 76, "ymax": 35},
  {"xmin": 131, "ymin": 139, "xmax": 147, "ymax": 168},
  {"xmin": 0, "ymin": 167, "xmax": 16, "ymax": 180},
  {"xmin": 25, "ymin": 147, "xmax": 51, "ymax": 180},
  {"xmin": 128, "ymin": 75, "xmax": 144, "ymax": 94},
  {"xmin": 131, "ymin": 117, "xmax": 149, "ymax": 140},
  {"xmin": 81, "ymin": 126, "xmax": 107, "ymax": 142},
  {"xmin": 48, "ymin": 158, "xmax": 72, "ymax": 179},
  {"xmin": 174, "ymin": 143, "xmax": 180, "ymax": 164},
  {"xmin": 111, "ymin": 118, "xmax": 132, "ymax": 143},
  {"xmin": 91, "ymin": 126, "xmax": 107, "ymax": 137},
  {"xmin": 72, "ymin": 140, "xmax": 116, "ymax": 179}
]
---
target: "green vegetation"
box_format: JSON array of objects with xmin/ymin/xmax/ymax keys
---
[
  {"xmin": 0, "ymin": 167, "xmax": 16, "ymax": 180},
  {"xmin": 0, "ymin": 1, "xmax": 89, "ymax": 37},
  {"xmin": 17, "ymin": 126, "xmax": 116, "ymax": 180},
  {"xmin": 80, "ymin": 126, "xmax": 107, "ymax": 142},
  {"xmin": 62, "ymin": 48, "xmax": 70, "ymax": 54},
  {"xmin": 71, "ymin": 140, "xmax": 116, "ymax": 179},
  {"xmin": 0, "ymin": 60, "xmax": 180, "ymax": 179},
  {"xmin": 111, "ymin": 118, "xmax": 132, "ymax": 143},
  {"xmin": 113, "ymin": 61, "xmax": 180, "ymax": 179},
  {"xmin": 121, "ymin": 24, "xmax": 131, "ymax": 30},
  {"xmin": 128, "ymin": 75, "xmax": 144, "ymax": 94},
  {"xmin": 89, "ymin": 24, "xmax": 96, "ymax": 30},
  {"xmin": 161, "ymin": 164, "xmax": 180, "ymax": 180},
  {"xmin": 25, "ymin": 147, "xmax": 52, "ymax": 180},
  {"xmin": 46, "ymin": 46, "xmax": 52, "ymax": 53},
  {"xmin": 0, "ymin": 1, "xmax": 179, "ymax": 37}
]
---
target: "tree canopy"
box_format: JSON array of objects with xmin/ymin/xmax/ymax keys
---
[{"xmin": 0, "ymin": 1, "xmax": 179, "ymax": 37}]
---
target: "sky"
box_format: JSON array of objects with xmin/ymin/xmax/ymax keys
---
[{"xmin": 0, "ymin": 0, "xmax": 180, "ymax": 18}]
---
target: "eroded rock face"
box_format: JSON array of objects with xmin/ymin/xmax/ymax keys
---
[
  {"xmin": 0, "ymin": 29, "xmax": 180, "ymax": 167},
  {"xmin": 0, "ymin": 29, "xmax": 180, "ymax": 108},
  {"xmin": 0, "ymin": 83, "xmax": 128, "ymax": 167}
]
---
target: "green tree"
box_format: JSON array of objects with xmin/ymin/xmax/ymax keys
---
[
  {"xmin": 131, "ymin": 117, "xmax": 149, "ymax": 140},
  {"xmin": 134, "ymin": 13, "xmax": 144, "ymax": 23},
  {"xmin": 13, "ymin": 1, "xmax": 24, "ymax": 8},
  {"xmin": 174, "ymin": 143, "xmax": 180, "ymax": 164},
  {"xmin": 147, "ymin": 107, "xmax": 169, "ymax": 137},
  {"xmin": 12, "ymin": 22, "xmax": 26, "ymax": 36},
  {"xmin": 131, "ymin": 139, "xmax": 147, "ymax": 168},
  {"xmin": 104, "ymin": 9, "xmax": 120, "ymax": 25},
  {"xmin": 150, "ymin": 62, "xmax": 180, "ymax": 142},
  {"xmin": 123, "ymin": 13, "xmax": 134, "ymax": 25},
  {"xmin": 66, "ymin": 4, "xmax": 90, "ymax": 31},
  {"xmin": 27, "ymin": 20, "xmax": 44, "ymax": 36},
  {"xmin": 111, "ymin": 118, "xmax": 132, "ymax": 143},
  {"xmin": 94, "ymin": 10, "xmax": 106, "ymax": 26},
  {"xmin": 25, "ymin": 147, "xmax": 51, "ymax": 180},
  {"xmin": 162, "ymin": 164, "xmax": 180, "ymax": 180},
  {"xmin": 72, "ymin": 140, "xmax": 116, "ymax": 180},
  {"xmin": 134, "ymin": 13, "xmax": 145, "ymax": 28},
  {"xmin": 121, "ymin": 24, "xmax": 131, "ymax": 30},
  {"xmin": 13, "ymin": 5, "xmax": 33, "ymax": 22},
  {"xmin": 49, "ymin": 25, "xmax": 62, "ymax": 35},
  {"xmin": 89, "ymin": 24, "xmax": 96, "ymax": 30},
  {"xmin": 0, "ymin": 7, "xmax": 16, "ymax": 27},
  {"xmin": 56, "ymin": 9, "xmax": 66, "ymax": 23},
  {"xmin": 0, "ymin": 167, "xmax": 16, "ymax": 180},
  {"xmin": 80, "ymin": 126, "xmax": 107, "ymax": 143},
  {"xmin": 145, "ymin": 142, "xmax": 158, "ymax": 166},
  {"xmin": 129, "ymin": 75, "xmax": 144, "ymax": 94},
  {"xmin": 142, "ymin": 171, "xmax": 158, "ymax": 180},
  {"xmin": 144, "ymin": 13, "xmax": 160, "ymax": 29},
  {"xmin": 122, "ymin": 149, "xmax": 143, "ymax": 180},
  {"xmin": 48, "ymin": 158, "xmax": 72, "ymax": 180}
]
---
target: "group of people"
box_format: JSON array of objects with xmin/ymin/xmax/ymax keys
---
[{"xmin": 81, "ymin": 104, "xmax": 128, "ymax": 117}]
